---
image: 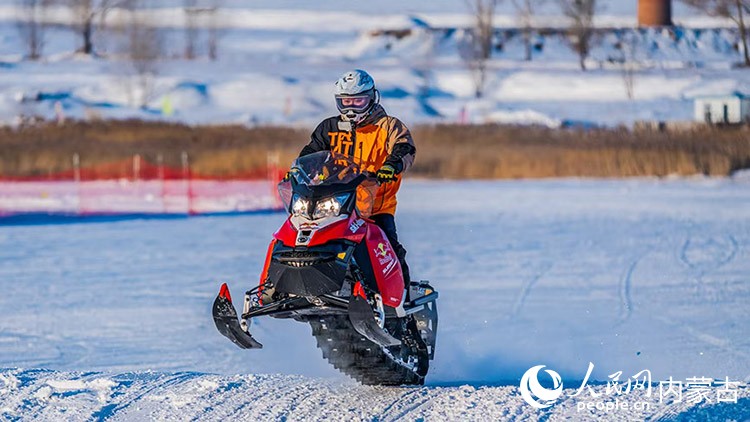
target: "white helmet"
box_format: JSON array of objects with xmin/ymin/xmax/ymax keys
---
[{"xmin": 334, "ymin": 69, "xmax": 379, "ymax": 123}]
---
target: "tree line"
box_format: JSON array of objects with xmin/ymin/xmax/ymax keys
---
[
  {"xmin": 461, "ymin": 0, "xmax": 750, "ymax": 97},
  {"xmin": 16, "ymin": 0, "xmax": 223, "ymax": 109},
  {"xmin": 14, "ymin": 0, "xmax": 750, "ymax": 106},
  {"xmin": 16, "ymin": 0, "xmax": 222, "ymax": 60}
]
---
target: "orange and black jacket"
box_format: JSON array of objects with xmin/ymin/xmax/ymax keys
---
[{"xmin": 299, "ymin": 104, "xmax": 416, "ymax": 216}]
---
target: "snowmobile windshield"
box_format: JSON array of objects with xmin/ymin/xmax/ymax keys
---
[
  {"xmin": 277, "ymin": 151, "xmax": 378, "ymax": 218},
  {"xmin": 290, "ymin": 151, "xmax": 364, "ymax": 187}
]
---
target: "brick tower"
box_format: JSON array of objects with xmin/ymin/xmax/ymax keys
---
[{"xmin": 638, "ymin": 0, "xmax": 672, "ymax": 27}]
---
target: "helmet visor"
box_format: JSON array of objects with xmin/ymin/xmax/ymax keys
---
[{"xmin": 335, "ymin": 95, "xmax": 372, "ymax": 114}]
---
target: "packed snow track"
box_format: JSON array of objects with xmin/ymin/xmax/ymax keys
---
[{"xmin": 1, "ymin": 178, "xmax": 749, "ymax": 420}]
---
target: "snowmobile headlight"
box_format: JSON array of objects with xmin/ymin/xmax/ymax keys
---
[
  {"xmin": 291, "ymin": 196, "xmax": 311, "ymax": 218},
  {"xmin": 312, "ymin": 194, "xmax": 348, "ymax": 220}
]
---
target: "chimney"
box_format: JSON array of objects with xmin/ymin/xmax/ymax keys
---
[{"xmin": 638, "ymin": 0, "xmax": 672, "ymax": 27}]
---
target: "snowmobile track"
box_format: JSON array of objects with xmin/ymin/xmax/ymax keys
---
[
  {"xmin": 307, "ymin": 315, "xmax": 423, "ymax": 386},
  {"xmin": 679, "ymin": 234, "xmax": 738, "ymax": 273},
  {"xmin": 510, "ymin": 262, "xmax": 552, "ymax": 320},
  {"xmin": 617, "ymin": 249, "xmax": 650, "ymax": 323}
]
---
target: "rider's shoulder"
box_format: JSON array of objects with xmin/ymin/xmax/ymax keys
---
[
  {"xmin": 381, "ymin": 114, "xmax": 409, "ymax": 132},
  {"xmin": 314, "ymin": 116, "xmax": 343, "ymax": 130}
]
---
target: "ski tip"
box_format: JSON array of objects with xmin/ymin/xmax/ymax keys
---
[
  {"xmin": 218, "ymin": 283, "xmax": 232, "ymax": 303},
  {"xmin": 352, "ymin": 281, "xmax": 367, "ymax": 299}
]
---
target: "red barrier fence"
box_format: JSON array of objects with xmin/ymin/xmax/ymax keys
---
[
  {"xmin": 0, "ymin": 153, "xmax": 285, "ymax": 182},
  {"xmin": 0, "ymin": 153, "xmax": 285, "ymax": 217}
]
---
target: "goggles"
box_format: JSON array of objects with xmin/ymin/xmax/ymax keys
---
[{"xmin": 335, "ymin": 95, "xmax": 372, "ymax": 114}]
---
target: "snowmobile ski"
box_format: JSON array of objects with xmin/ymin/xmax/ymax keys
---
[
  {"xmin": 212, "ymin": 283, "xmax": 263, "ymax": 349},
  {"xmin": 348, "ymin": 294, "xmax": 401, "ymax": 347}
]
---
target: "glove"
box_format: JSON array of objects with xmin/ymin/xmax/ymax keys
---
[{"xmin": 376, "ymin": 164, "xmax": 397, "ymax": 184}]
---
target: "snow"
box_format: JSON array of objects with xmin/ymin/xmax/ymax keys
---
[
  {"xmin": 484, "ymin": 108, "xmax": 562, "ymax": 128},
  {"xmin": 496, "ymin": 71, "xmax": 699, "ymax": 102},
  {"xmin": 2, "ymin": 1, "xmax": 750, "ymax": 417},
  {"xmin": 0, "ymin": 178, "xmax": 749, "ymax": 419},
  {"xmin": 0, "ymin": 1, "xmax": 730, "ymax": 28},
  {"xmin": 1, "ymin": 369, "xmax": 747, "ymax": 420}
]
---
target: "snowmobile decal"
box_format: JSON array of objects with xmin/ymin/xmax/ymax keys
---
[
  {"xmin": 349, "ymin": 218, "xmax": 365, "ymax": 233},
  {"xmin": 365, "ymin": 224, "xmax": 403, "ymax": 307}
]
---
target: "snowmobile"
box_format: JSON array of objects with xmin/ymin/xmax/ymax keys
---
[{"xmin": 212, "ymin": 151, "xmax": 438, "ymax": 385}]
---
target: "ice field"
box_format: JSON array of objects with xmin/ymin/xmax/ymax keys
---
[{"xmin": 0, "ymin": 178, "xmax": 749, "ymax": 420}]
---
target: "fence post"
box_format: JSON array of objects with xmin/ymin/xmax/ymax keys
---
[
  {"xmin": 182, "ymin": 151, "xmax": 194, "ymax": 215},
  {"xmin": 73, "ymin": 153, "xmax": 81, "ymax": 214},
  {"xmin": 267, "ymin": 151, "xmax": 281, "ymax": 209},
  {"xmin": 133, "ymin": 154, "xmax": 141, "ymax": 181},
  {"xmin": 158, "ymin": 153, "xmax": 166, "ymax": 213},
  {"xmin": 73, "ymin": 153, "xmax": 80, "ymax": 183}
]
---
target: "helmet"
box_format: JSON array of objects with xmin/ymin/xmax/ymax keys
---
[{"xmin": 334, "ymin": 69, "xmax": 379, "ymax": 123}]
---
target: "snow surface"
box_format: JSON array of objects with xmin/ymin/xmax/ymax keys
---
[{"xmin": 1, "ymin": 178, "xmax": 749, "ymax": 420}]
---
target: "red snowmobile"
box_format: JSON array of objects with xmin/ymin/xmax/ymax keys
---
[{"xmin": 212, "ymin": 151, "xmax": 438, "ymax": 385}]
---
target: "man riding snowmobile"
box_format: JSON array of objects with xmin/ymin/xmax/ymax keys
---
[
  {"xmin": 211, "ymin": 70, "xmax": 436, "ymax": 386},
  {"xmin": 297, "ymin": 69, "xmax": 416, "ymax": 285}
]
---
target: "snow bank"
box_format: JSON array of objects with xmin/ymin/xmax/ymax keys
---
[{"xmin": 496, "ymin": 72, "xmax": 699, "ymax": 102}]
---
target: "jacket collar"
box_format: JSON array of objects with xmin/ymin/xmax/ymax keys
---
[{"xmin": 339, "ymin": 104, "xmax": 387, "ymax": 129}]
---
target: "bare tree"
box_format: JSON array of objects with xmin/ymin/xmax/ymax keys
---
[
  {"xmin": 558, "ymin": 0, "xmax": 597, "ymax": 70},
  {"xmin": 118, "ymin": 0, "xmax": 163, "ymax": 108},
  {"xmin": 207, "ymin": 0, "xmax": 223, "ymax": 60},
  {"xmin": 460, "ymin": 0, "xmax": 500, "ymax": 98},
  {"xmin": 512, "ymin": 0, "xmax": 545, "ymax": 61},
  {"xmin": 618, "ymin": 31, "xmax": 639, "ymax": 100},
  {"xmin": 67, "ymin": 0, "xmax": 124, "ymax": 55},
  {"xmin": 184, "ymin": 0, "xmax": 222, "ymax": 60},
  {"xmin": 682, "ymin": 0, "xmax": 750, "ymax": 66},
  {"xmin": 183, "ymin": 0, "xmax": 199, "ymax": 59},
  {"xmin": 16, "ymin": 0, "xmax": 53, "ymax": 60}
]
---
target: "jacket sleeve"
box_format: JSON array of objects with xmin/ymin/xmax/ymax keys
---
[
  {"xmin": 384, "ymin": 117, "xmax": 416, "ymax": 174},
  {"xmin": 299, "ymin": 120, "xmax": 331, "ymax": 157}
]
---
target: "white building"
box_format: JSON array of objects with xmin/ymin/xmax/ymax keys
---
[{"xmin": 694, "ymin": 92, "xmax": 750, "ymax": 125}]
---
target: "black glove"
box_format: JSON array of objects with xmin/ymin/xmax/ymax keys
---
[{"xmin": 376, "ymin": 164, "xmax": 397, "ymax": 183}]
